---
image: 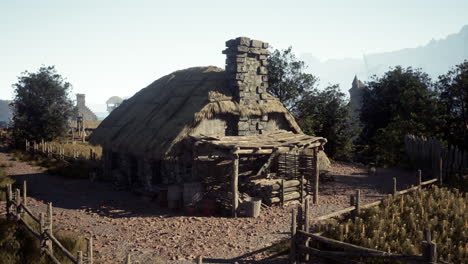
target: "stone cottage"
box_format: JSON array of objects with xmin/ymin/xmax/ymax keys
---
[{"xmin": 90, "ymin": 37, "xmax": 327, "ymax": 214}]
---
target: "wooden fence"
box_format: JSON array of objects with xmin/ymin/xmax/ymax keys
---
[
  {"xmin": 4, "ymin": 181, "xmax": 94, "ymax": 264},
  {"xmin": 289, "ymin": 173, "xmax": 441, "ymax": 264},
  {"xmin": 25, "ymin": 139, "xmax": 98, "ymax": 162},
  {"xmin": 405, "ymin": 135, "xmax": 468, "ymax": 184}
]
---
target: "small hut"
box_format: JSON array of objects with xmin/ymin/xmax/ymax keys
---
[{"xmin": 90, "ymin": 37, "xmax": 327, "ymax": 215}]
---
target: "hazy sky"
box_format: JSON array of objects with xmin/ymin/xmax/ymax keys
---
[{"xmin": 1, "ymin": 0, "xmax": 467, "ymax": 111}]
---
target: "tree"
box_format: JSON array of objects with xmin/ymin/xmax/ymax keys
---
[
  {"xmin": 436, "ymin": 60, "xmax": 468, "ymax": 150},
  {"xmin": 11, "ymin": 66, "xmax": 74, "ymax": 143},
  {"xmin": 358, "ymin": 66, "xmax": 441, "ymax": 166},
  {"xmin": 296, "ymin": 84, "xmax": 355, "ymax": 160},
  {"xmin": 267, "ymin": 47, "xmax": 318, "ymax": 113}
]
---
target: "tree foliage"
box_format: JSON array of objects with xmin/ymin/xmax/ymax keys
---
[
  {"xmin": 358, "ymin": 66, "xmax": 441, "ymax": 166},
  {"xmin": 297, "ymin": 85, "xmax": 355, "ymax": 160},
  {"xmin": 436, "ymin": 60, "xmax": 468, "ymax": 150},
  {"xmin": 11, "ymin": 66, "xmax": 74, "ymax": 143},
  {"xmin": 267, "ymin": 47, "xmax": 354, "ymax": 160},
  {"xmin": 267, "ymin": 47, "xmax": 318, "ymax": 113}
]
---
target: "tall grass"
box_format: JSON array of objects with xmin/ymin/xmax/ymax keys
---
[{"xmin": 319, "ymin": 186, "xmax": 467, "ymax": 263}]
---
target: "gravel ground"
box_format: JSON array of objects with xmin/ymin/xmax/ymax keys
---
[{"xmin": 0, "ymin": 150, "xmax": 417, "ymax": 264}]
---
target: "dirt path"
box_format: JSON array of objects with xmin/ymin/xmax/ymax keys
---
[{"xmin": 0, "ymin": 150, "xmax": 418, "ymax": 264}]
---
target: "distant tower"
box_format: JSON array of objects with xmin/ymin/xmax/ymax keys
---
[
  {"xmin": 106, "ymin": 96, "xmax": 123, "ymax": 113},
  {"xmin": 349, "ymin": 75, "xmax": 365, "ymax": 117}
]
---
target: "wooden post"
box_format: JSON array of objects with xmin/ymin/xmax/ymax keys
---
[
  {"xmin": 300, "ymin": 174, "xmax": 304, "ymax": 204},
  {"xmin": 77, "ymin": 251, "xmax": 83, "ymax": 264},
  {"xmin": 47, "ymin": 202, "xmax": 53, "ymax": 233},
  {"xmin": 393, "ymin": 177, "xmax": 397, "ymax": 195},
  {"xmin": 304, "ymin": 197, "xmax": 310, "ymax": 261},
  {"xmin": 425, "ymin": 228, "xmax": 431, "ymax": 242},
  {"xmin": 422, "ymin": 241, "xmax": 437, "ymax": 264},
  {"xmin": 22, "ymin": 181, "xmax": 27, "ymax": 207},
  {"xmin": 232, "ymin": 152, "xmax": 239, "ymax": 218},
  {"xmin": 439, "ymin": 157, "xmax": 443, "ymax": 186},
  {"xmin": 417, "ymin": 169, "xmax": 422, "ymax": 187},
  {"xmin": 313, "ymin": 148, "xmax": 319, "ymax": 204},
  {"xmin": 197, "ymin": 256, "xmax": 203, "ymax": 264},
  {"xmin": 126, "ymin": 253, "xmax": 131, "ymax": 264},
  {"xmin": 280, "ymin": 179, "xmax": 285, "ymax": 206},
  {"xmin": 6, "ymin": 184, "xmax": 12, "ymax": 217},
  {"xmin": 15, "ymin": 189, "xmax": 21, "ymax": 220},
  {"xmin": 87, "ymin": 237, "xmax": 94, "ymax": 264},
  {"xmin": 354, "ymin": 189, "xmax": 361, "ymax": 217},
  {"xmin": 290, "ymin": 208, "xmax": 297, "ymax": 264}
]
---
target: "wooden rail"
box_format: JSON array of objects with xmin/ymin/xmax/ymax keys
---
[
  {"xmin": 290, "ymin": 172, "xmax": 440, "ymax": 264},
  {"xmin": 4, "ymin": 181, "xmax": 93, "ymax": 264}
]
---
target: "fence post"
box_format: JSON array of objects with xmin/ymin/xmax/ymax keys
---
[
  {"xmin": 126, "ymin": 253, "xmax": 131, "ymax": 264},
  {"xmin": 439, "ymin": 157, "xmax": 443, "ymax": 186},
  {"xmin": 22, "ymin": 181, "xmax": 27, "ymax": 207},
  {"xmin": 15, "ymin": 189, "xmax": 21, "ymax": 220},
  {"xmin": 77, "ymin": 251, "xmax": 83, "ymax": 264},
  {"xmin": 304, "ymin": 197, "xmax": 310, "ymax": 261},
  {"xmin": 313, "ymin": 148, "xmax": 319, "ymax": 204},
  {"xmin": 87, "ymin": 237, "xmax": 94, "ymax": 264},
  {"xmin": 289, "ymin": 208, "xmax": 297, "ymax": 264},
  {"xmin": 354, "ymin": 189, "xmax": 361, "ymax": 217},
  {"xmin": 6, "ymin": 184, "xmax": 12, "ymax": 216},
  {"xmin": 422, "ymin": 241, "xmax": 437, "ymax": 264},
  {"xmin": 40, "ymin": 212, "xmax": 53, "ymax": 253},
  {"xmin": 393, "ymin": 177, "xmax": 397, "ymax": 195},
  {"xmin": 417, "ymin": 169, "xmax": 422, "ymax": 187},
  {"xmin": 197, "ymin": 256, "xmax": 203, "ymax": 264},
  {"xmin": 280, "ymin": 179, "xmax": 285, "ymax": 206},
  {"xmin": 47, "ymin": 202, "xmax": 53, "ymax": 233}
]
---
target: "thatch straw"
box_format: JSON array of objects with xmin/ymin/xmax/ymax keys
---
[{"xmin": 89, "ymin": 66, "xmax": 303, "ymax": 159}]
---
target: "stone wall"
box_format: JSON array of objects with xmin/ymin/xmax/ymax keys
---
[{"xmin": 223, "ymin": 37, "xmax": 271, "ymax": 136}]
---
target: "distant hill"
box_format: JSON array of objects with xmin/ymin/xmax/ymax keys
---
[
  {"xmin": 301, "ymin": 25, "xmax": 468, "ymax": 93},
  {"xmin": 0, "ymin": 100, "xmax": 12, "ymax": 122}
]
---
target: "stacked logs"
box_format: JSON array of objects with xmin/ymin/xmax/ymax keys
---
[{"xmin": 247, "ymin": 178, "xmax": 308, "ymax": 205}]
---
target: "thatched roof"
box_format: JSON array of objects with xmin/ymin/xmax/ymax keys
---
[{"xmin": 89, "ymin": 66, "xmax": 302, "ymax": 159}]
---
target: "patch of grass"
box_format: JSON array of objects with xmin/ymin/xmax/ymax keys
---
[
  {"xmin": 0, "ymin": 217, "xmax": 86, "ymax": 264},
  {"xmin": 0, "ymin": 162, "xmax": 14, "ymax": 168},
  {"xmin": 0, "ymin": 168, "xmax": 14, "ymax": 201},
  {"xmin": 320, "ymin": 186, "xmax": 467, "ymax": 263}
]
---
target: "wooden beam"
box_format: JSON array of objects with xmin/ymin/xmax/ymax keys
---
[{"xmin": 232, "ymin": 152, "xmax": 239, "ymax": 218}]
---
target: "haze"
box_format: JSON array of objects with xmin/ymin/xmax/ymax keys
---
[{"xmin": 1, "ymin": 0, "xmax": 467, "ymax": 114}]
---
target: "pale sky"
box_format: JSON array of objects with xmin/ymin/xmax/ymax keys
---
[{"xmin": 1, "ymin": 0, "xmax": 467, "ymax": 112}]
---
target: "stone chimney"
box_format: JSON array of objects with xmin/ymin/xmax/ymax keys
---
[
  {"xmin": 76, "ymin": 93, "xmax": 86, "ymax": 108},
  {"xmin": 223, "ymin": 37, "xmax": 270, "ymax": 136}
]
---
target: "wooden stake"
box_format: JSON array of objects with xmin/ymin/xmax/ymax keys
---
[
  {"xmin": 304, "ymin": 197, "xmax": 310, "ymax": 261},
  {"xmin": 87, "ymin": 237, "xmax": 94, "ymax": 264},
  {"xmin": 439, "ymin": 157, "xmax": 443, "ymax": 186},
  {"xmin": 15, "ymin": 189, "xmax": 21, "ymax": 220},
  {"xmin": 47, "ymin": 202, "xmax": 53, "ymax": 233},
  {"xmin": 126, "ymin": 253, "xmax": 131, "ymax": 264},
  {"xmin": 313, "ymin": 148, "xmax": 319, "ymax": 204},
  {"xmin": 417, "ymin": 169, "xmax": 422, "ymax": 186},
  {"xmin": 393, "ymin": 177, "xmax": 397, "ymax": 195},
  {"xmin": 232, "ymin": 153, "xmax": 239, "ymax": 218},
  {"xmin": 290, "ymin": 208, "xmax": 297, "ymax": 264},
  {"xmin": 354, "ymin": 189, "xmax": 361, "ymax": 217},
  {"xmin": 197, "ymin": 256, "xmax": 203, "ymax": 264},
  {"xmin": 422, "ymin": 241, "xmax": 437, "ymax": 264},
  {"xmin": 22, "ymin": 181, "xmax": 27, "ymax": 207},
  {"xmin": 6, "ymin": 184, "xmax": 12, "ymax": 216},
  {"xmin": 77, "ymin": 251, "xmax": 83, "ymax": 264}
]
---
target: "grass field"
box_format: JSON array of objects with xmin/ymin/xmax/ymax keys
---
[{"xmin": 317, "ymin": 186, "xmax": 467, "ymax": 263}]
